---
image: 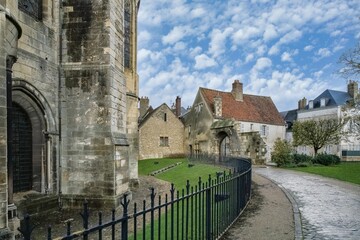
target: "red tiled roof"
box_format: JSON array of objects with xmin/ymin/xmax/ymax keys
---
[{"xmin": 201, "ymin": 88, "xmax": 285, "ymax": 126}]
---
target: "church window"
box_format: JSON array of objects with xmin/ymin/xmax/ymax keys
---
[
  {"xmin": 19, "ymin": 0, "xmax": 43, "ymax": 20},
  {"xmin": 124, "ymin": 1, "xmax": 131, "ymax": 68}
]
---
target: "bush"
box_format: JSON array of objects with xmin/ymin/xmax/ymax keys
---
[
  {"xmin": 271, "ymin": 138, "xmax": 293, "ymax": 167},
  {"xmin": 293, "ymin": 153, "xmax": 313, "ymax": 164},
  {"xmin": 296, "ymin": 162, "xmax": 312, "ymax": 167},
  {"xmin": 312, "ymin": 154, "xmax": 340, "ymax": 166}
]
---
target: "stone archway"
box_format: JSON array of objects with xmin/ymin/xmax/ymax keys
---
[{"xmin": 11, "ymin": 84, "xmax": 55, "ymax": 195}]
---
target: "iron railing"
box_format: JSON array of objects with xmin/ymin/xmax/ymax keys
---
[{"xmin": 19, "ymin": 158, "xmax": 252, "ymax": 240}]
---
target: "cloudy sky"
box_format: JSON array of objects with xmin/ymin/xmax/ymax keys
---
[{"xmin": 137, "ymin": 0, "xmax": 360, "ymax": 112}]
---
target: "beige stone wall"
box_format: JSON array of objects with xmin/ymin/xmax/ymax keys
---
[{"xmin": 139, "ymin": 105, "xmax": 185, "ymax": 160}]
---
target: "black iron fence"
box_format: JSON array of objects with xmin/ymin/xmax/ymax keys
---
[{"xmin": 19, "ymin": 158, "xmax": 252, "ymax": 240}]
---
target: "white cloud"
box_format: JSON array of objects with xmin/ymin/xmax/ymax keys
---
[
  {"xmin": 191, "ymin": 7, "xmax": 206, "ymax": 18},
  {"xmin": 194, "ymin": 54, "xmax": 217, "ymax": 69},
  {"xmin": 209, "ymin": 28, "xmax": 233, "ymax": 58},
  {"xmin": 232, "ymin": 26, "xmax": 262, "ymax": 42},
  {"xmin": 281, "ymin": 52, "xmax": 292, "ymax": 62},
  {"xmin": 304, "ymin": 45, "xmax": 314, "ymax": 52},
  {"xmin": 317, "ymin": 48, "xmax": 332, "ymax": 58},
  {"xmin": 245, "ymin": 54, "xmax": 254, "ymax": 63},
  {"xmin": 162, "ymin": 26, "xmax": 189, "ymax": 45},
  {"xmin": 189, "ymin": 46, "xmax": 202, "ymax": 57},
  {"xmin": 263, "ymin": 24, "xmax": 278, "ymax": 41},
  {"xmin": 253, "ymin": 57, "xmax": 272, "ymax": 70}
]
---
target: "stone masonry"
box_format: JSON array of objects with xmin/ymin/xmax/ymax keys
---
[{"xmin": 0, "ymin": 0, "xmax": 140, "ymax": 236}]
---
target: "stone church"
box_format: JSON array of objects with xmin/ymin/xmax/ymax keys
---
[{"xmin": 0, "ymin": 0, "xmax": 140, "ymax": 236}]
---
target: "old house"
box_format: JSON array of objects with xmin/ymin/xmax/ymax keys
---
[
  {"xmin": 0, "ymin": 0, "xmax": 140, "ymax": 236},
  {"xmin": 183, "ymin": 80, "xmax": 286, "ymax": 164},
  {"xmin": 283, "ymin": 80, "xmax": 360, "ymax": 160},
  {"xmin": 138, "ymin": 97, "xmax": 185, "ymax": 160}
]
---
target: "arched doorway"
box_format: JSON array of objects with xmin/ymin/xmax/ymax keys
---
[
  {"xmin": 11, "ymin": 103, "xmax": 33, "ymax": 192},
  {"xmin": 11, "ymin": 84, "xmax": 53, "ymax": 194},
  {"xmin": 219, "ymin": 133, "xmax": 230, "ymax": 161}
]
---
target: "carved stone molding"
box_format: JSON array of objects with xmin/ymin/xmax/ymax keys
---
[{"xmin": 6, "ymin": 55, "xmax": 17, "ymax": 71}]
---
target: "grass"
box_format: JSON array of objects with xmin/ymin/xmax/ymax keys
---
[
  {"xmin": 290, "ymin": 162, "xmax": 360, "ymax": 185},
  {"xmin": 133, "ymin": 158, "xmax": 228, "ymax": 239},
  {"xmin": 138, "ymin": 158, "xmax": 187, "ymax": 175},
  {"xmin": 138, "ymin": 158, "xmax": 226, "ymax": 189}
]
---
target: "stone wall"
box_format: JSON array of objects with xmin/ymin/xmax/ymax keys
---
[
  {"xmin": 61, "ymin": 0, "xmax": 130, "ymax": 207},
  {"xmin": 139, "ymin": 105, "xmax": 185, "ymax": 160},
  {"xmin": 0, "ymin": 1, "xmax": 22, "ymax": 233}
]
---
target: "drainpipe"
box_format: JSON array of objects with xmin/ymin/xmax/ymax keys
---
[{"xmin": 57, "ymin": 0, "xmax": 63, "ymax": 209}]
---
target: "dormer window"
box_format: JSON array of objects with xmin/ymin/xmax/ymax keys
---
[{"xmin": 19, "ymin": 0, "xmax": 42, "ymax": 20}]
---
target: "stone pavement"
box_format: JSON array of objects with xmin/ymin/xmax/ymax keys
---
[
  {"xmin": 222, "ymin": 172, "xmax": 295, "ymax": 240},
  {"xmin": 255, "ymin": 167, "xmax": 360, "ymax": 240}
]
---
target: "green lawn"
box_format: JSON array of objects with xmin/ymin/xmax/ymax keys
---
[
  {"xmin": 134, "ymin": 158, "xmax": 228, "ymax": 239},
  {"xmin": 138, "ymin": 158, "xmax": 226, "ymax": 189},
  {"xmin": 138, "ymin": 158, "xmax": 187, "ymax": 175},
  {"xmin": 291, "ymin": 162, "xmax": 360, "ymax": 185}
]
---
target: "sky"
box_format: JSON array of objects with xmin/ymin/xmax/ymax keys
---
[{"xmin": 137, "ymin": 0, "xmax": 360, "ymax": 112}]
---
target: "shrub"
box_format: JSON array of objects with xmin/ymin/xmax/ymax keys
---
[
  {"xmin": 271, "ymin": 138, "xmax": 293, "ymax": 167},
  {"xmin": 313, "ymin": 154, "xmax": 340, "ymax": 166},
  {"xmin": 293, "ymin": 153, "xmax": 313, "ymax": 164},
  {"xmin": 296, "ymin": 162, "xmax": 312, "ymax": 167}
]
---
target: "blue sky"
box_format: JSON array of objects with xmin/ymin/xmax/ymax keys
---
[{"xmin": 137, "ymin": 0, "xmax": 360, "ymax": 112}]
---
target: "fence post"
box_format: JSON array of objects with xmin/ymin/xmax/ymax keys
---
[
  {"xmin": 18, "ymin": 214, "xmax": 35, "ymax": 240},
  {"xmin": 170, "ymin": 183, "xmax": 175, "ymax": 240},
  {"xmin": 205, "ymin": 185, "xmax": 211, "ymax": 240},
  {"xmin": 121, "ymin": 193, "xmax": 130, "ymax": 240},
  {"xmin": 80, "ymin": 201, "xmax": 89, "ymax": 240},
  {"xmin": 150, "ymin": 187, "xmax": 156, "ymax": 240}
]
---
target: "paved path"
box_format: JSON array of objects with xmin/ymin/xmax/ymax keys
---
[
  {"xmin": 222, "ymin": 173, "xmax": 294, "ymax": 240},
  {"xmin": 255, "ymin": 167, "xmax": 360, "ymax": 240}
]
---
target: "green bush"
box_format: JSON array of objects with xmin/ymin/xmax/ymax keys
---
[
  {"xmin": 296, "ymin": 162, "xmax": 312, "ymax": 167},
  {"xmin": 293, "ymin": 153, "xmax": 313, "ymax": 164},
  {"xmin": 312, "ymin": 154, "xmax": 340, "ymax": 166},
  {"xmin": 271, "ymin": 138, "xmax": 293, "ymax": 167}
]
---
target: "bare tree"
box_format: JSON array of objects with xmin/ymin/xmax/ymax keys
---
[
  {"xmin": 339, "ymin": 42, "xmax": 360, "ymax": 79},
  {"xmin": 292, "ymin": 118, "xmax": 344, "ymax": 155}
]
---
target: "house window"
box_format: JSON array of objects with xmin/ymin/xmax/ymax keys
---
[
  {"xmin": 260, "ymin": 125, "xmax": 267, "ymax": 136},
  {"xmin": 19, "ymin": 0, "xmax": 42, "ymax": 20},
  {"xmin": 160, "ymin": 137, "xmax": 169, "ymax": 147},
  {"xmin": 124, "ymin": 1, "xmax": 131, "ymax": 68},
  {"xmin": 164, "ymin": 113, "xmax": 167, "ymax": 122}
]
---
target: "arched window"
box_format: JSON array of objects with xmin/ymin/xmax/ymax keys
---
[
  {"xmin": 124, "ymin": 1, "xmax": 131, "ymax": 68},
  {"xmin": 18, "ymin": 0, "xmax": 43, "ymax": 20}
]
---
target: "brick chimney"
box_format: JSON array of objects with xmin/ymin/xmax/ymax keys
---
[
  {"xmin": 231, "ymin": 80, "xmax": 243, "ymax": 101},
  {"xmin": 347, "ymin": 80, "xmax": 358, "ymax": 99},
  {"xmin": 175, "ymin": 96, "xmax": 181, "ymax": 117},
  {"xmin": 139, "ymin": 96, "xmax": 149, "ymax": 119},
  {"xmin": 214, "ymin": 95, "xmax": 222, "ymax": 117},
  {"xmin": 298, "ymin": 97, "xmax": 307, "ymax": 110}
]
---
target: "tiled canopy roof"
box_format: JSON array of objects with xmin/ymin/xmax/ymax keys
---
[{"xmin": 201, "ymin": 88, "xmax": 285, "ymax": 126}]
